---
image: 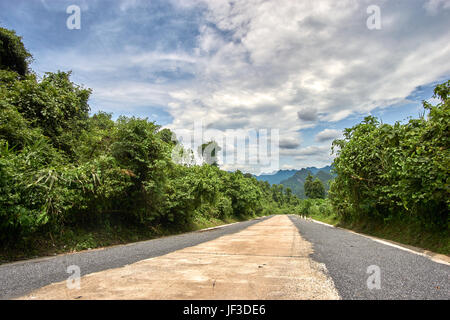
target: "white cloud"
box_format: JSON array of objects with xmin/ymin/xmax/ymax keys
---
[
  {"xmin": 295, "ymin": 145, "xmax": 330, "ymax": 157},
  {"xmin": 279, "ymin": 138, "xmax": 301, "ymax": 150},
  {"xmin": 292, "ymin": 145, "xmax": 335, "ymax": 168},
  {"xmin": 297, "ymin": 107, "xmax": 318, "ymax": 122},
  {"xmin": 315, "ymin": 129, "xmax": 342, "ymax": 142},
  {"xmin": 423, "ymin": 0, "xmax": 450, "ymax": 14},
  {"xmin": 31, "ymin": 0, "xmax": 450, "ymax": 171},
  {"xmin": 119, "ymin": 0, "xmax": 141, "ymax": 12}
]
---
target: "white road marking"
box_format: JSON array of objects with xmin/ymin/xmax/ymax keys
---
[{"xmin": 304, "ymin": 217, "xmax": 450, "ymax": 266}]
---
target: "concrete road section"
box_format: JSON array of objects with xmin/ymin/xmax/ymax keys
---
[
  {"xmin": 17, "ymin": 215, "xmax": 340, "ymax": 300},
  {"xmin": 6, "ymin": 214, "xmax": 448, "ymax": 300},
  {"xmin": 0, "ymin": 217, "xmax": 267, "ymax": 299}
]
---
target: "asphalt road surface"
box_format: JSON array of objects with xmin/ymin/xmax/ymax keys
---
[
  {"xmin": 288, "ymin": 215, "xmax": 449, "ymax": 299},
  {"xmin": 1, "ymin": 215, "xmax": 449, "ymax": 300}
]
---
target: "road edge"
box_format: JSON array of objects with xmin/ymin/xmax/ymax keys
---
[
  {"xmin": 0, "ymin": 215, "xmax": 272, "ymax": 268},
  {"xmin": 295, "ymin": 215, "xmax": 450, "ymax": 266}
]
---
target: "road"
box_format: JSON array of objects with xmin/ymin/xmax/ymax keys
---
[
  {"xmin": 288, "ymin": 215, "xmax": 449, "ymax": 299},
  {"xmin": 1, "ymin": 215, "xmax": 449, "ymax": 300},
  {"xmin": 0, "ymin": 217, "xmax": 267, "ymax": 299}
]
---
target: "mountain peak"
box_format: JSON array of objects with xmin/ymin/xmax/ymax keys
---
[{"xmin": 254, "ymin": 165, "xmax": 333, "ymax": 186}]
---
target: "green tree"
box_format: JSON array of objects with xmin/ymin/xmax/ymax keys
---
[
  {"xmin": 329, "ymin": 80, "xmax": 449, "ymax": 229},
  {"xmin": 1, "ymin": 70, "xmax": 91, "ymax": 158},
  {"xmin": 304, "ymin": 174, "xmax": 325, "ymax": 199},
  {"xmin": 111, "ymin": 117, "xmax": 170, "ymax": 223},
  {"xmin": 0, "ymin": 27, "xmax": 32, "ymax": 76}
]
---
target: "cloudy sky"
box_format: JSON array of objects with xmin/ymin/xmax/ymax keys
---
[{"xmin": 1, "ymin": 0, "xmax": 449, "ymax": 173}]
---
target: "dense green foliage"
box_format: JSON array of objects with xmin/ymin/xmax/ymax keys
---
[
  {"xmin": 304, "ymin": 174, "xmax": 325, "ymax": 199},
  {"xmin": 0, "ymin": 28, "xmax": 32, "ymax": 76},
  {"xmin": 329, "ymin": 81, "xmax": 449, "ymax": 231},
  {"xmin": 0, "ymin": 28, "xmax": 299, "ymax": 248},
  {"xmin": 280, "ymin": 168, "xmax": 333, "ymax": 199},
  {"xmin": 294, "ymin": 198, "xmax": 449, "ymax": 254}
]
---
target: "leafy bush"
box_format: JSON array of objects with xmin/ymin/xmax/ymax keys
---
[
  {"xmin": 329, "ymin": 81, "xmax": 449, "ymax": 230},
  {"xmin": 304, "ymin": 174, "xmax": 325, "ymax": 199},
  {"xmin": 0, "ymin": 28, "xmax": 32, "ymax": 76}
]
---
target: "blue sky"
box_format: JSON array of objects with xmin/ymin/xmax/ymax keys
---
[{"xmin": 1, "ymin": 0, "xmax": 449, "ymax": 173}]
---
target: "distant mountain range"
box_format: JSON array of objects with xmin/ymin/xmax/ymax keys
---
[
  {"xmin": 254, "ymin": 169, "xmax": 298, "ymax": 185},
  {"xmin": 255, "ymin": 165, "xmax": 335, "ymax": 199}
]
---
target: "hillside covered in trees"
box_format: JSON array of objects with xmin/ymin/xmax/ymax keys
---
[
  {"xmin": 254, "ymin": 165, "xmax": 333, "ymax": 185},
  {"xmin": 280, "ymin": 168, "xmax": 334, "ymax": 199}
]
